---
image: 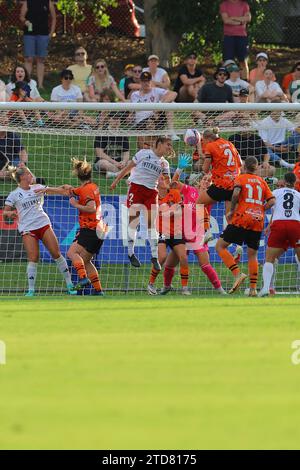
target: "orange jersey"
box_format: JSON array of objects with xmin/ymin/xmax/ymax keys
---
[
  {"xmin": 158, "ymin": 188, "xmax": 182, "ymax": 237},
  {"xmin": 231, "ymin": 173, "xmax": 274, "ymax": 231},
  {"xmin": 294, "ymin": 162, "xmax": 300, "ymax": 192},
  {"xmin": 72, "ymin": 182, "xmax": 101, "ymax": 229},
  {"xmin": 205, "ymin": 138, "xmax": 241, "ymax": 190}
]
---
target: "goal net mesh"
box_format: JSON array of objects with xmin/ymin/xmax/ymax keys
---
[{"xmin": 0, "ymin": 102, "xmax": 299, "ymax": 296}]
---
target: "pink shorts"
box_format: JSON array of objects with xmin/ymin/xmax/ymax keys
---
[{"xmin": 22, "ymin": 224, "xmax": 50, "ymax": 240}]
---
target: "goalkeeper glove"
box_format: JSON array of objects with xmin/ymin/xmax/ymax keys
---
[{"xmin": 177, "ymin": 153, "xmax": 192, "ymax": 170}]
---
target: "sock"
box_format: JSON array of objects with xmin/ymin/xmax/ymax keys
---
[
  {"xmin": 248, "ymin": 259, "xmax": 258, "ymax": 289},
  {"xmin": 218, "ymin": 248, "xmax": 240, "ymax": 276},
  {"xmin": 280, "ymin": 159, "xmax": 294, "ymax": 169},
  {"xmin": 262, "ymin": 262, "xmax": 274, "ymax": 291},
  {"xmin": 147, "ymin": 228, "xmax": 158, "ymax": 258},
  {"xmin": 54, "ymin": 255, "xmax": 72, "ymax": 286},
  {"xmin": 201, "ymin": 263, "xmax": 221, "ymax": 289},
  {"xmin": 128, "ymin": 228, "xmax": 136, "ymax": 257},
  {"xmin": 27, "ymin": 261, "xmax": 37, "ymax": 291},
  {"xmin": 180, "ymin": 266, "xmax": 189, "ymax": 287},
  {"xmin": 164, "ymin": 266, "xmax": 175, "ymax": 287},
  {"xmin": 89, "ymin": 273, "xmax": 102, "ymax": 291},
  {"xmin": 149, "ymin": 268, "xmax": 160, "ymax": 285},
  {"xmin": 73, "ymin": 260, "xmax": 87, "ymax": 279}
]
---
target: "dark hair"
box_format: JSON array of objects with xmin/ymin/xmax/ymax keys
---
[
  {"xmin": 60, "ymin": 69, "xmax": 74, "ymax": 79},
  {"xmin": 11, "ymin": 64, "xmax": 30, "ymax": 84},
  {"xmin": 291, "ymin": 61, "xmax": 300, "ymax": 72},
  {"xmin": 284, "ymin": 172, "xmax": 296, "ymax": 186},
  {"xmin": 155, "ymin": 136, "xmax": 172, "ymax": 146},
  {"xmin": 244, "ymin": 156, "xmax": 258, "ymax": 172}
]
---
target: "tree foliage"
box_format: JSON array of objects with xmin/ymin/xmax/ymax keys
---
[
  {"xmin": 153, "ymin": 0, "xmax": 297, "ymax": 59},
  {"xmin": 56, "ymin": 0, "xmax": 118, "ymax": 27}
]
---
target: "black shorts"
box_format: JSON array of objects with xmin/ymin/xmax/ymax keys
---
[
  {"xmin": 221, "ymin": 224, "xmax": 262, "ymax": 250},
  {"xmin": 223, "ymin": 35, "xmax": 249, "ymax": 61},
  {"xmin": 74, "ymin": 228, "xmax": 103, "ymax": 255},
  {"xmin": 207, "ymin": 184, "xmax": 233, "ymax": 202},
  {"xmin": 158, "ymin": 235, "xmax": 185, "ymax": 249}
]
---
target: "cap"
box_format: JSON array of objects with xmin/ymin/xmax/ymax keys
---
[
  {"xmin": 124, "ymin": 63, "xmax": 134, "ymax": 71},
  {"xmin": 223, "ymin": 59, "xmax": 236, "ymax": 68},
  {"xmin": 228, "ymin": 64, "xmax": 240, "ymax": 73},
  {"xmin": 140, "ymin": 71, "xmax": 152, "ymax": 81},
  {"xmin": 214, "ymin": 66, "xmax": 229, "ymax": 79},
  {"xmin": 256, "ymin": 52, "xmax": 268, "ymax": 61},
  {"xmin": 148, "ymin": 54, "xmax": 159, "ymax": 61},
  {"xmin": 239, "ymin": 88, "xmax": 249, "ymax": 96}
]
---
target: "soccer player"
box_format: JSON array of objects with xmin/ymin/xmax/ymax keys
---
[
  {"xmin": 36, "ymin": 158, "xmax": 105, "ymax": 295},
  {"xmin": 197, "ymin": 128, "xmax": 242, "ymax": 217},
  {"xmin": 216, "ymin": 156, "xmax": 275, "ymax": 295},
  {"xmin": 165, "ymin": 156, "xmax": 226, "ymax": 295},
  {"xmin": 147, "ymin": 175, "xmax": 190, "ymax": 295},
  {"xmin": 3, "ymin": 166, "xmax": 76, "ymax": 297},
  {"xmin": 110, "ymin": 136, "xmax": 172, "ymax": 271},
  {"xmin": 259, "ymin": 172, "xmax": 300, "ymax": 297}
]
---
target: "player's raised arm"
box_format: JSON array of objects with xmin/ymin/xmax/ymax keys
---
[
  {"xmin": 110, "ymin": 159, "xmax": 136, "ymax": 190},
  {"xmin": 34, "ymin": 185, "xmax": 73, "ymax": 196}
]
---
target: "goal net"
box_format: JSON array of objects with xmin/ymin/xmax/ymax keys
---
[{"xmin": 0, "ymin": 101, "xmax": 299, "ymax": 296}]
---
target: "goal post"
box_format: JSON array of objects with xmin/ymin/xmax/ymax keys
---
[{"xmin": 0, "ymin": 101, "xmax": 299, "ymax": 296}]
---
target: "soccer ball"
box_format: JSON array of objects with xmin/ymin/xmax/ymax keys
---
[{"xmin": 184, "ymin": 129, "xmax": 201, "ymax": 146}]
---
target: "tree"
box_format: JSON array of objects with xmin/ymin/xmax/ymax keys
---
[
  {"xmin": 56, "ymin": 0, "xmax": 118, "ymax": 28},
  {"xmin": 146, "ymin": 0, "xmax": 299, "ymax": 64}
]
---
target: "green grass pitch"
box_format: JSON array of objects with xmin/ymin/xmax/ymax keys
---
[{"xmin": 1, "ymin": 296, "xmax": 300, "ymax": 450}]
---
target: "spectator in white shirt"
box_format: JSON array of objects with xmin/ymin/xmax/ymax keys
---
[
  {"xmin": 257, "ymin": 111, "xmax": 295, "ymax": 168},
  {"xmin": 130, "ymin": 71, "xmax": 178, "ymax": 139},
  {"xmin": 142, "ymin": 54, "xmax": 170, "ymax": 90},
  {"xmin": 255, "ymin": 69, "xmax": 287, "ymax": 102},
  {"xmin": 225, "ymin": 64, "xmax": 253, "ymax": 102},
  {"xmin": 50, "ymin": 69, "xmax": 94, "ymax": 128}
]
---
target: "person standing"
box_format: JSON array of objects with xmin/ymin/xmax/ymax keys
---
[
  {"xmin": 220, "ymin": 0, "xmax": 251, "ymax": 80},
  {"xmin": 19, "ymin": 0, "xmax": 56, "ymax": 89},
  {"xmin": 3, "ymin": 166, "xmax": 76, "ymax": 297},
  {"xmin": 216, "ymin": 156, "xmax": 275, "ymax": 296},
  {"xmin": 259, "ymin": 172, "xmax": 300, "ymax": 297}
]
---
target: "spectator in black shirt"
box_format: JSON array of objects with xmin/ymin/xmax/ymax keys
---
[
  {"xmin": 19, "ymin": 0, "xmax": 56, "ymax": 89},
  {"xmin": 228, "ymin": 131, "xmax": 275, "ymax": 177},
  {"xmin": 0, "ymin": 114, "xmax": 28, "ymax": 178},
  {"xmin": 124, "ymin": 65, "xmax": 142, "ymax": 99},
  {"xmin": 174, "ymin": 52, "xmax": 205, "ymax": 102},
  {"xmin": 198, "ymin": 66, "xmax": 233, "ymax": 103},
  {"xmin": 94, "ymin": 112, "xmax": 130, "ymax": 177}
]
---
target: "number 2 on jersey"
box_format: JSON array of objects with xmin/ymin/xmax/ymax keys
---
[{"xmin": 224, "ymin": 148, "xmax": 235, "ymax": 166}]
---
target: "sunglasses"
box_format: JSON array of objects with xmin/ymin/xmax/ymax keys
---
[
  {"xmin": 218, "ymin": 72, "xmax": 227, "ymax": 76},
  {"xmin": 76, "ymin": 52, "xmax": 86, "ymax": 56},
  {"xmin": 63, "ymin": 76, "xmax": 73, "ymax": 80},
  {"xmin": 96, "ymin": 65, "xmax": 105, "ymax": 69},
  {"xmin": 133, "ymin": 69, "xmax": 142, "ymax": 73}
]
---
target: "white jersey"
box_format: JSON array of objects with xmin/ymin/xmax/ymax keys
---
[
  {"xmin": 130, "ymin": 87, "xmax": 168, "ymax": 124},
  {"xmin": 5, "ymin": 184, "xmax": 51, "ymax": 234},
  {"xmin": 130, "ymin": 149, "xmax": 170, "ymax": 190},
  {"xmin": 272, "ymin": 187, "xmax": 300, "ymax": 222}
]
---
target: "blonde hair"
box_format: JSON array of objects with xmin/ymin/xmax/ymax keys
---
[
  {"xmin": 7, "ymin": 165, "xmax": 28, "ymax": 183},
  {"xmin": 71, "ymin": 157, "xmax": 92, "ymax": 181},
  {"xmin": 91, "ymin": 58, "xmax": 111, "ymax": 92},
  {"xmin": 202, "ymin": 127, "xmax": 219, "ymax": 141}
]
